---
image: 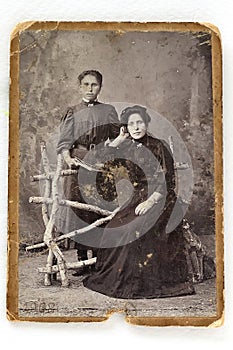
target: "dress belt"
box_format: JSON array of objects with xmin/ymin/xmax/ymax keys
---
[{"xmin": 73, "ymin": 143, "xmax": 96, "ymax": 151}]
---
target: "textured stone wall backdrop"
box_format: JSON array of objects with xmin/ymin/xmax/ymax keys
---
[{"xmin": 19, "ymin": 30, "xmax": 214, "ymax": 244}]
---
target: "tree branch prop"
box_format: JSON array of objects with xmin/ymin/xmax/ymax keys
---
[
  {"xmin": 30, "ymin": 169, "xmax": 79, "ymax": 182},
  {"xmin": 29, "ymin": 197, "xmax": 113, "ymax": 216},
  {"xmin": 38, "ymin": 258, "xmax": 97, "ymax": 274},
  {"xmin": 28, "ymin": 143, "xmax": 119, "ymax": 286},
  {"xmin": 168, "ymin": 136, "xmax": 190, "ymax": 170},
  {"xmin": 26, "ymin": 207, "xmax": 120, "ymax": 251},
  {"xmin": 42, "ymin": 153, "xmax": 69, "ymax": 286},
  {"xmin": 40, "ymin": 142, "xmax": 51, "ymax": 227},
  {"xmin": 40, "ymin": 142, "xmax": 53, "ymax": 285}
]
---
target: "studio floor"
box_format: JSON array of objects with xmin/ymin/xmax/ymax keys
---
[{"xmin": 18, "ymin": 242, "xmax": 217, "ymax": 320}]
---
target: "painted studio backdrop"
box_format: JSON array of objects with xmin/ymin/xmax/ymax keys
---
[{"xmin": 19, "ymin": 29, "xmax": 214, "ymax": 249}]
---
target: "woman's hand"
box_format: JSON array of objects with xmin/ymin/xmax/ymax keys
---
[
  {"xmin": 119, "ymin": 126, "xmax": 129, "ymax": 140},
  {"xmin": 135, "ymin": 199, "xmax": 154, "ymax": 216},
  {"xmin": 108, "ymin": 127, "xmax": 129, "ymax": 148},
  {"xmin": 135, "ymin": 192, "xmax": 163, "ymax": 215},
  {"xmin": 66, "ymin": 157, "xmax": 81, "ymax": 169},
  {"xmin": 62, "ymin": 149, "xmax": 80, "ymax": 168}
]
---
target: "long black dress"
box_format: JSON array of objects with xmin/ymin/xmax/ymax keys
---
[
  {"xmin": 83, "ymin": 134, "xmax": 195, "ymax": 298},
  {"xmin": 56, "ymin": 101, "xmax": 120, "ymax": 256}
]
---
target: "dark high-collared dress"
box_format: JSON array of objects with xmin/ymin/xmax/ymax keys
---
[
  {"xmin": 83, "ymin": 134, "xmax": 195, "ymax": 298},
  {"xmin": 57, "ymin": 101, "xmax": 120, "ymax": 255}
]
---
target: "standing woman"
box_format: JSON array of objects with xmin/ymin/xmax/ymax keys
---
[
  {"xmin": 84, "ymin": 105, "xmax": 195, "ymax": 298},
  {"xmin": 57, "ymin": 70, "xmax": 119, "ymax": 267}
]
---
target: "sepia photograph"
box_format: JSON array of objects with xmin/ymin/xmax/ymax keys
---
[{"xmin": 7, "ymin": 22, "xmax": 223, "ymax": 325}]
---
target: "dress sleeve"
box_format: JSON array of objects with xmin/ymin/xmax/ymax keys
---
[
  {"xmin": 108, "ymin": 106, "xmax": 120, "ymax": 140},
  {"xmin": 56, "ymin": 107, "xmax": 74, "ymax": 154},
  {"xmin": 155, "ymin": 140, "xmax": 176, "ymax": 196}
]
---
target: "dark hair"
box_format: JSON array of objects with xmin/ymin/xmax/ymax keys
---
[
  {"xmin": 78, "ymin": 70, "xmax": 103, "ymax": 86},
  {"xmin": 120, "ymin": 105, "xmax": 151, "ymax": 126}
]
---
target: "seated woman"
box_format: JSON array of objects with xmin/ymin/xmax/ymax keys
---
[{"xmin": 83, "ymin": 105, "xmax": 195, "ymax": 299}]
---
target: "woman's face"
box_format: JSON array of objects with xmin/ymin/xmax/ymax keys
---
[
  {"xmin": 79, "ymin": 74, "xmax": 101, "ymax": 101},
  {"xmin": 127, "ymin": 113, "xmax": 147, "ymax": 140}
]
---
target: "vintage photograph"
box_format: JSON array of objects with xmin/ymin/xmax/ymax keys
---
[{"xmin": 8, "ymin": 22, "xmax": 223, "ymax": 325}]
